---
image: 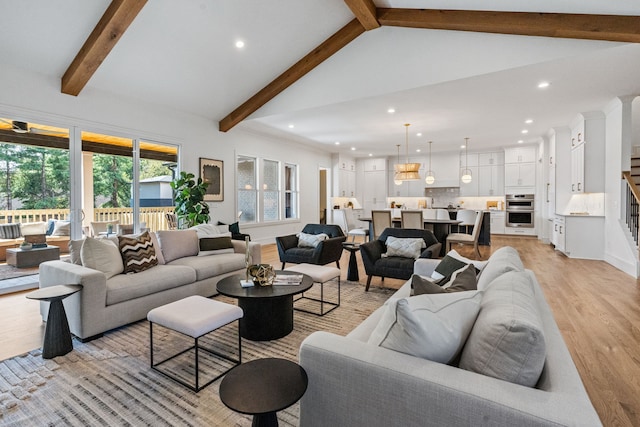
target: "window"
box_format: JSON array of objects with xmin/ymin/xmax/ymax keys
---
[
  {"xmin": 285, "ymin": 163, "xmax": 298, "ymax": 219},
  {"xmin": 236, "ymin": 155, "xmax": 299, "ymax": 223},
  {"xmin": 237, "ymin": 156, "xmax": 257, "ymax": 223}
]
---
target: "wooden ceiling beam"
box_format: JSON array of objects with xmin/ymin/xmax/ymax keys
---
[
  {"xmin": 61, "ymin": 0, "xmax": 147, "ymax": 96},
  {"xmin": 344, "ymin": 0, "xmax": 380, "ymax": 30},
  {"xmin": 219, "ymin": 19, "xmax": 365, "ymax": 132},
  {"xmin": 377, "ymin": 8, "xmax": 640, "ymax": 43}
]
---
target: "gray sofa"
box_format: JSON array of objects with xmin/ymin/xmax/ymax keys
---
[
  {"xmin": 298, "ymin": 247, "xmax": 601, "ymax": 427},
  {"xmin": 38, "ymin": 226, "xmax": 261, "ymax": 341}
]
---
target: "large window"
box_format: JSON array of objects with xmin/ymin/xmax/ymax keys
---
[{"xmin": 236, "ymin": 155, "xmax": 299, "ymax": 224}]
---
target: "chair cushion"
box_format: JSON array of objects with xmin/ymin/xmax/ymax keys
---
[
  {"xmin": 459, "ymin": 270, "xmax": 546, "ymax": 387},
  {"xmin": 368, "ymin": 291, "xmax": 483, "ymax": 364}
]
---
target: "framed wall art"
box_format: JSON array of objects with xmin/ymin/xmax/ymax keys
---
[{"xmin": 200, "ymin": 158, "xmax": 224, "ymax": 201}]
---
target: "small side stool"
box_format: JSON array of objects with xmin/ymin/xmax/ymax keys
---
[
  {"xmin": 147, "ymin": 295, "xmax": 243, "ymax": 392},
  {"xmin": 285, "ymin": 263, "xmax": 340, "ymax": 316}
]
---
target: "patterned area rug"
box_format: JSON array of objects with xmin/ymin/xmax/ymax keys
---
[{"xmin": 0, "ymin": 281, "xmax": 393, "ymax": 426}]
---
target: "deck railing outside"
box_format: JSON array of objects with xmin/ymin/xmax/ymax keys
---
[{"xmin": 0, "ymin": 207, "xmax": 175, "ymax": 232}]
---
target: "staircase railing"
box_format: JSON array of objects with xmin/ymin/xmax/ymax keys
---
[{"xmin": 622, "ymin": 171, "xmax": 640, "ymax": 244}]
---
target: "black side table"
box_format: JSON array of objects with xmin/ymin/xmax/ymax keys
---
[
  {"xmin": 220, "ymin": 358, "xmax": 308, "ymax": 427},
  {"xmin": 342, "ymin": 242, "xmax": 360, "ymax": 282},
  {"xmin": 26, "ymin": 284, "xmax": 82, "ymax": 359}
]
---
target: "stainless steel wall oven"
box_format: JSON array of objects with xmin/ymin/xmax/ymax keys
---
[{"xmin": 506, "ymin": 194, "xmax": 534, "ymax": 228}]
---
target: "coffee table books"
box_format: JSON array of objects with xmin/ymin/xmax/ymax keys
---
[{"xmin": 273, "ymin": 273, "xmax": 303, "ymax": 285}]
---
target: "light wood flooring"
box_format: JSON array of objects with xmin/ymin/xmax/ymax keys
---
[{"xmin": 1, "ymin": 235, "xmax": 638, "ymax": 426}]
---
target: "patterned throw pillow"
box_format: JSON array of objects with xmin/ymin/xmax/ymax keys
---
[
  {"xmin": 385, "ymin": 236, "xmax": 424, "ymax": 259},
  {"xmin": 118, "ymin": 231, "xmax": 158, "ymax": 274},
  {"xmin": 297, "ymin": 232, "xmax": 328, "ymax": 248},
  {"xmin": 0, "ymin": 223, "xmax": 22, "ymax": 239}
]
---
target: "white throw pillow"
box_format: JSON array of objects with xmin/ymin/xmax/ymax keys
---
[
  {"xmin": 385, "ymin": 236, "xmax": 424, "ymax": 259},
  {"xmin": 80, "ymin": 238, "xmax": 124, "ymax": 279},
  {"xmin": 297, "ymin": 232, "xmax": 328, "ymax": 248},
  {"xmin": 51, "ymin": 220, "xmax": 71, "ymax": 236},
  {"xmin": 20, "ymin": 221, "xmax": 47, "ymax": 236},
  {"xmin": 368, "ymin": 291, "xmax": 483, "ymax": 364},
  {"xmin": 189, "ymin": 223, "xmax": 231, "ymax": 238}
]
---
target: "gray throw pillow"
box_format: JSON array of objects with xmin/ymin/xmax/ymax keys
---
[
  {"xmin": 80, "ymin": 238, "xmax": 124, "ymax": 279},
  {"xmin": 412, "ymin": 264, "xmax": 478, "ymax": 295},
  {"xmin": 156, "ymin": 230, "xmax": 199, "ymax": 263},
  {"xmin": 432, "ymin": 255, "xmax": 468, "ymax": 282}
]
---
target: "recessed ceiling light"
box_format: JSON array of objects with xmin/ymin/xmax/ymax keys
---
[
  {"xmin": 460, "ymin": 145, "xmax": 466, "ymax": 149},
  {"xmin": 351, "ymin": 147, "xmax": 356, "ymax": 151},
  {"xmin": 334, "ymin": 141, "xmax": 340, "ymax": 145},
  {"xmin": 368, "ymin": 153, "xmax": 373, "ymax": 157},
  {"xmin": 416, "ymin": 133, "xmax": 422, "ymax": 137},
  {"xmin": 235, "ymin": 40, "xmax": 245, "ymax": 49},
  {"xmin": 518, "ymin": 140, "xmax": 524, "ymax": 144},
  {"xmin": 387, "ymin": 108, "xmax": 396, "ymax": 114},
  {"xmin": 521, "ymin": 129, "xmax": 529, "ymax": 134},
  {"xmin": 537, "ymin": 81, "xmax": 550, "ymax": 89},
  {"xmin": 288, "ymin": 124, "xmax": 294, "ymax": 129},
  {"xmin": 416, "ymin": 149, "xmax": 421, "ymax": 153},
  {"xmin": 525, "ymin": 119, "xmax": 533, "ymax": 124}
]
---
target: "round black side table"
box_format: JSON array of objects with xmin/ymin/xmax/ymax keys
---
[
  {"xmin": 26, "ymin": 284, "xmax": 82, "ymax": 359},
  {"xmin": 220, "ymin": 358, "xmax": 308, "ymax": 427},
  {"xmin": 341, "ymin": 242, "xmax": 360, "ymax": 282}
]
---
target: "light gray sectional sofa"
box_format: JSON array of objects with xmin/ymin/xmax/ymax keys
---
[
  {"xmin": 38, "ymin": 226, "xmax": 260, "ymax": 341},
  {"xmin": 299, "ymin": 246, "xmax": 602, "ymax": 427}
]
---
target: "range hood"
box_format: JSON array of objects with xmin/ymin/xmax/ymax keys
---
[{"xmin": 425, "ymin": 178, "xmax": 460, "ymax": 188}]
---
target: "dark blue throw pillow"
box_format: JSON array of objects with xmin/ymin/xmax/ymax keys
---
[{"xmin": 46, "ymin": 219, "xmax": 57, "ymax": 236}]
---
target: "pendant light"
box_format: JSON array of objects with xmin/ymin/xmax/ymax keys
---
[
  {"xmin": 394, "ymin": 144, "xmax": 403, "ymax": 186},
  {"xmin": 461, "ymin": 137, "xmax": 472, "ymax": 184},
  {"xmin": 425, "ymin": 140, "xmax": 435, "ymax": 185},
  {"xmin": 393, "ymin": 123, "xmax": 421, "ymax": 182}
]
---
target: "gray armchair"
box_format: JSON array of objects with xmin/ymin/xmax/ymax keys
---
[
  {"xmin": 276, "ymin": 224, "xmax": 346, "ymax": 270},
  {"xmin": 360, "ymin": 227, "xmax": 441, "ymax": 291}
]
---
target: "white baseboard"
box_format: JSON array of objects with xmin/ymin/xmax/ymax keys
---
[{"xmin": 605, "ymin": 253, "xmax": 639, "ymax": 278}]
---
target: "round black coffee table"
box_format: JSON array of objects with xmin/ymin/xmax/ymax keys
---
[
  {"xmin": 26, "ymin": 284, "xmax": 82, "ymax": 359},
  {"xmin": 217, "ymin": 271, "xmax": 312, "ymax": 341},
  {"xmin": 220, "ymin": 358, "xmax": 308, "ymax": 427}
]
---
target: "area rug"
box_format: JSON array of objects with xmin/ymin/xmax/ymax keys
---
[
  {"xmin": 0, "ymin": 264, "xmax": 39, "ymax": 282},
  {"xmin": 0, "ymin": 281, "xmax": 393, "ymax": 426}
]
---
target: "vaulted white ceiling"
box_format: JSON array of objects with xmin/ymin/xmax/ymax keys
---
[{"xmin": 1, "ymin": 0, "xmax": 639, "ymax": 156}]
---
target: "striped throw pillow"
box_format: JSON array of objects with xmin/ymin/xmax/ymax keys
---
[
  {"xmin": 118, "ymin": 231, "xmax": 158, "ymax": 274},
  {"xmin": 0, "ymin": 223, "xmax": 22, "ymax": 239}
]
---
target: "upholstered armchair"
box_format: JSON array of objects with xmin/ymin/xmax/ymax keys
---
[
  {"xmin": 276, "ymin": 224, "xmax": 346, "ymax": 270},
  {"xmin": 360, "ymin": 227, "xmax": 441, "ymax": 291}
]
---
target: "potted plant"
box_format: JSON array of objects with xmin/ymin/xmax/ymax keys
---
[
  {"xmin": 170, "ymin": 171, "xmax": 211, "ymax": 228},
  {"xmin": 20, "ymin": 241, "xmax": 33, "ymax": 251}
]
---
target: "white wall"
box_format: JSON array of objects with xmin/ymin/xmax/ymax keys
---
[
  {"xmin": 0, "ymin": 64, "xmax": 332, "ymax": 245},
  {"xmin": 603, "ymin": 98, "xmax": 638, "ymax": 277}
]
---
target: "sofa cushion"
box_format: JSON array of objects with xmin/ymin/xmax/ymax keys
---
[
  {"xmin": 199, "ymin": 236, "xmax": 235, "ymax": 256},
  {"xmin": 68, "ymin": 239, "xmax": 84, "ymax": 265},
  {"xmin": 51, "ymin": 220, "xmax": 71, "ymax": 236},
  {"xmin": 149, "ymin": 232, "xmax": 165, "ymax": 265},
  {"xmin": 412, "ymin": 264, "xmax": 477, "ymax": 295},
  {"xmin": 80, "ymin": 238, "xmax": 124, "ymax": 279},
  {"xmin": 367, "ymin": 291, "xmax": 483, "ymax": 364},
  {"xmin": 169, "ymin": 253, "xmax": 246, "ymax": 281},
  {"xmin": 106, "ymin": 264, "xmax": 197, "ymax": 306},
  {"xmin": 20, "ymin": 221, "xmax": 47, "ymax": 236},
  {"xmin": 118, "ymin": 231, "xmax": 158, "ymax": 274},
  {"xmin": 0, "ymin": 223, "xmax": 21, "ymax": 239},
  {"xmin": 156, "ymin": 230, "xmax": 199, "ymax": 263},
  {"xmin": 476, "ymin": 246, "xmax": 524, "ymax": 290},
  {"xmin": 459, "ymin": 270, "xmax": 546, "ymax": 387},
  {"xmin": 297, "ymin": 232, "xmax": 328, "ymax": 248},
  {"xmin": 385, "ymin": 236, "xmax": 424, "ymax": 259}
]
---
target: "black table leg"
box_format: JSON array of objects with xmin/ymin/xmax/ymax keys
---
[
  {"xmin": 43, "ymin": 298, "xmax": 74, "ymax": 359},
  {"xmin": 238, "ymin": 295, "xmax": 294, "ymax": 341},
  {"xmin": 252, "ymin": 412, "xmax": 278, "ymax": 427},
  {"xmin": 347, "ymin": 249, "xmax": 359, "ymax": 281}
]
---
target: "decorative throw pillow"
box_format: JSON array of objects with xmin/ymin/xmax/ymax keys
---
[
  {"xmin": 446, "ymin": 249, "xmax": 489, "ymax": 271},
  {"xmin": 118, "ymin": 231, "xmax": 158, "ymax": 274},
  {"xmin": 431, "ymin": 254, "xmax": 468, "ymax": 282},
  {"xmin": 149, "ymin": 232, "xmax": 165, "ymax": 265},
  {"xmin": 199, "ymin": 236, "xmax": 235, "ymax": 256},
  {"xmin": 385, "ymin": 236, "xmax": 424, "ymax": 259},
  {"xmin": 80, "ymin": 238, "xmax": 124, "ymax": 279},
  {"xmin": 0, "ymin": 223, "xmax": 22, "ymax": 239},
  {"xmin": 51, "ymin": 220, "xmax": 71, "ymax": 236},
  {"xmin": 459, "ymin": 270, "xmax": 546, "ymax": 387},
  {"xmin": 191, "ymin": 223, "xmax": 230, "ymax": 238},
  {"xmin": 368, "ymin": 291, "xmax": 483, "ymax": 364},
  {"xmin": 412, "ymin": 264, "xmax": 478, "ymax": 295},
  {"xmin": 156, "ymin": 230, "xmax": 199, "ymax": 263},
  {"xmin": 46, "ymin": 219, "xmax": 57, "ymax": 236},
  {"xmin": 68, "ymin": 239, "xmax": 84, "ymax": 265},
  {"xmin": 297, "ymin": 232, "xmax": 328, "ymax": 248},
  {"xmin": 228, "ymin": 222, "xmax": 240, "ymax": 234},
  {"xmin": 20, "ymin": 221, "xmax": 47, "ymax": 236}
]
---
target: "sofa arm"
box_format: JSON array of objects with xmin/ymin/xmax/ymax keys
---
[
  {"xmin": 38, "ymin": 260, "xmax": 108, "ymax": 339},
  {"xmin": 299, "ymin": 332, "xmax": 599, "ymax": 427},
  {"xmin": 231, "ymin": 240, "xmax": 262, "ymax": 264},
  {"xmin": 413, "ymin": 258, "xmax": 440, "ymax": 277}
]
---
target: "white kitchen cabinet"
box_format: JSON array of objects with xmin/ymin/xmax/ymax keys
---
[
  {"xmin": 504, "ymin": 146, "xmax": 536, "ymax": 164},
  {"xmin": 362, "ymin": 170, "xmax": 387, "ymax": 214},
  {"xmin": 504, "ymin": 226, "xmax": 537, "ymax": 236},
  {"xmin": 505, "ymin": 163, "xmax": 535, "ymax": 188},
  {"xmin": 478, "ymin": 151, "xmax": 504, "ymax": 166},
  {"xmin": 333, "ymin": 153, "xmax": 356, "ymax": 197},
  {"xmin": 490, "ymin": 211, "xmax": 505, "ymax": 234},
  {"xmin": 478, "ymin": 164, "xmax": 504, "ymax": 196},
  {"xmin": 553, "ymin": 215, "xmax": 604, "ymax": 259},
  {"xmin": 569, "ymin": 112, "xmax": 604, "ymax": 193},
  {"xmin": 364, "ymin": 158, "xmax": 386, "ymax": 172},
  {"xmin": 338, "ymin": 169, "xmax": 356, "ymax": 197}
]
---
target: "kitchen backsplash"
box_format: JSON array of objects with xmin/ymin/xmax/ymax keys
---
[{"xmin": 386, "ymin": 187, "xmax": 506, "ymax": 210}]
